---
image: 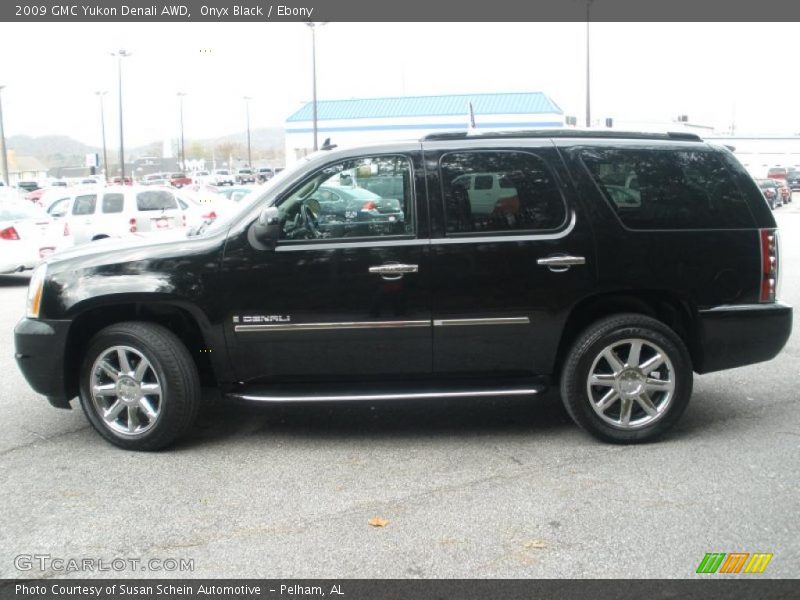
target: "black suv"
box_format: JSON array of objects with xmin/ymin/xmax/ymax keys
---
[{"xmin": 15, "ymin": 131, "xmax": 792, "ymax": 450}]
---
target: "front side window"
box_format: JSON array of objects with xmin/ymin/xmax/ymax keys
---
[
  {"xmin": 136, "ymin": 190, "xmax": 177, "ymax": 211},
  {"xmin": 278, "ymin": 155, "xmax": 413, "ymax": 241},
  {"xmin": 72, "ymin": 194, "xmax": 97, "ymax": 216},
  {"xmin": 581, "ymin": 148, "xmax": 754, "ymax": 229},
  {"xmin": 441, "ymin": 151, "xmax": 567, "ymax": 234}
]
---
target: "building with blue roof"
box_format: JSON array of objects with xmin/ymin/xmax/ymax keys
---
[{"xmin": 284, "ymin": 92, "xmax": 564, "ymax": 162}]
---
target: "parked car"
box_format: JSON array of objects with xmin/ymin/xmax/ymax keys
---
[
  {"xmin": 46, "ymin": 185, "xmax": 186, "ymax": 245},
  {"xmin": 0, "ymin": 199, "xmax": 71, "ymax": 273},
  {"xmin": 176, "ymin": 192, "xmax": 221, "ymax": 229},
  {"xmin": 235, "ymin": 168, "xmax": 256, "ymax": 184},
  {"xmin": 16, "ymin": 181, "xmax": 40, "ymax": 193},
  {"xmin": 786, "ymin": 167, "xmax": 800, "ymax": 190},
  {"xmin": 775, "ymin": 179, "xmax": 792, "ymax": 204},
  {"xmin": 256, "ymin": 167, "xmax": 274, "ymax": 183},
  {"xmin": 212, "ymin": 169, "xmax": 235, "ymax": 186},
  {"xmin": 756, "ymin": 178, "xmax": 781, "ymax": 209},
  {"xmin": 308, "ymin": 184, "xmax": 405, "ymax": 238},
  {"xmin": 140, "ymin": 173, "xmax": 170, "ymax": 186},
  {"xmin": 110, "ymin": 177, "xmax": 133, "ymax": 185},
  {"xmin": 767, "ymin": 167, "xmax": 787, "ymax": 180},
  {"xmin": 14, "ymin": 130, "xmax": 792, "ymax": 450},
  {"xmin": 168, "ymin": 173, "xmax": 193, "ymax": 188},
  {"xmin": 192, "ymin": 170, "xmax": 211, "ymax": 185}
]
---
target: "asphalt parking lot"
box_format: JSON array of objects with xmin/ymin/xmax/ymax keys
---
[{"xmin": 1, "ymin": 201, "xmax": 798, "ymax": 579}]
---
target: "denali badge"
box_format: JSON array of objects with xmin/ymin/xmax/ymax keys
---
[{"xmin": 233, "ymin": 315, "xmax": 291, "ymax": 324}]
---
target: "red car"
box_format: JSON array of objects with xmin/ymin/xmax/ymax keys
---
[
  {"xmin": 168, "ymin": 172, "xmax": 192, "ymax": 188},
  {"xmin": 767, "ymin": 167, "xmax": 787, "ymax": 180},
  {"xmin": 111, "ymin": 176, "xmax": 133, "ymax": 185}
]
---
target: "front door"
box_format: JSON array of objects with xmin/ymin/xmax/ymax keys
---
[
  {"xmin": 220, "ymin": 151, "xmax": 432, "ymax": 385},
  {"xmin": 423, "ymin": 141, "xmax": 597, "ymax": 378}
]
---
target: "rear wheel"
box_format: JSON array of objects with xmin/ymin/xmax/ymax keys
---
[
  {"xmin": 560, "ymin": 314, "xmax": 693, "ymax": 443},
  {"xmin": 78, "ymin": 322, "xmax": 200, "ymax": 450}
]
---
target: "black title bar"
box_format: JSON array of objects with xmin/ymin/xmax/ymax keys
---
[{"xmin": 3, "ymin": 0, "xmax": 800, "ymax": 22}]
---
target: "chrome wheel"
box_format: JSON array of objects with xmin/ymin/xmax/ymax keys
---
[
  {"xmin": 89, "ymin": 345, "xmax": 163, "ymax": 437},
  {"xmin": 586, "ymin": 338, "xmax": 675, "ymax": 430}
]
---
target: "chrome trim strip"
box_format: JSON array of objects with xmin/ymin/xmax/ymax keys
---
[
  {"xmin": 231, "ymin": 388, "xmax": 541, "ymax": 403},
  {"xmin": 432, "ymin": 211, "xmax": 576, "ymax": 245},
  {"xmin": 276, "ymin": 238, "xmax": 427, "ymax": 252},
  {"xmin": 235, "ymin": 320, "xmax": 430, "ymax": 333},
  {"xmin": 433, "ymin": 317, "xmax": 530, "ymax": 327}
]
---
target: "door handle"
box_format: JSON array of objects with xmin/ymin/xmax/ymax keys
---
[
  {"xmin": 369, "ymin": 263, "xmax": 419, "ymax": 279},
  {"xmin": 537, "ymin": 255, "xmax": 586, "ymax": 272}
]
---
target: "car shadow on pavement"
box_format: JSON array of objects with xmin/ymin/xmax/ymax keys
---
[
  {"xmin": 0, "ymin": 274, "xmax": 31, "ymax": 287},
  {"xmin": 184, "ymin": 389, "xmax": 575, "ymax": 449}
]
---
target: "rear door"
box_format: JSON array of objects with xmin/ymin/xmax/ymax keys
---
[
  {"xmin": 70, "ymin": 192, "xmax": 99, "ymax": 244},
  {"xmin": 423, "ymin": 139, "xmax": 597, "ymax": 377}
]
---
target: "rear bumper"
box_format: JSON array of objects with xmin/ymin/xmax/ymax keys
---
[
  {"xmin": 695, "ymin": 303, "xmax": 792, "ymax": 374},
  {"xmin": 14, "ymin": 318, "xmax": 73, "ymax": 408}
]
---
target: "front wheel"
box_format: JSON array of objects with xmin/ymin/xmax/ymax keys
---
[
  {"xmin": 78, "ymin": 322, "xmax": 201, "ymax": 450},
  {"xmin": 560, "ymin": 313, "xmax": 693, "ymax": 444}
]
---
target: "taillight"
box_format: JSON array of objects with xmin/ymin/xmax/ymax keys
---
[
  {"xmin": 0, "ymin": 226, "xmax": 20, "ymax": 240},
  {"xmin": 361, "ymin": 201, "xmax": 377, "ymax": 211},
  {"xmin": 759, "ymin": 228, "xmax": 779, "ymax": 303},
  {"xmin": 63, "ymin": 222, "xmax": 70, "ymax": 236},
  {"xmin": 129, "ymin": 217, "xmax": 137, "ymax": 233},
  {"xmin": 202, "ymin": 211, "xmax": 217, "ymax": 220}
]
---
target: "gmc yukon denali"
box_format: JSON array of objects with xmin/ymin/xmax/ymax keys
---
[{"xmin": 14, "ymin": 131, "xmax": 792, "ymax": 450}]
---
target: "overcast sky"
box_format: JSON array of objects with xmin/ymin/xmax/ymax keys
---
[{"xmin": 0, "ymin": 22, "xmax": 797, "ymax": 147}]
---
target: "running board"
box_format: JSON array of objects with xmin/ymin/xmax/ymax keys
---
[{"xmin": 228, "ymin": 385, "xmax": 545, "ymax": 403}]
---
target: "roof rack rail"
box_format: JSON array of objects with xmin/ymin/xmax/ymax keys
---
[{"xmin": 421, "ymin": 130, "xmax": 704, "ymax": 142}]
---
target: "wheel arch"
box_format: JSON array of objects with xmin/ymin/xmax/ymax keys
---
[
  {"xmin": 554, "ymin": 290, "xmax": 697, "ymax": 381},
  {"xmin": 63, "ymin": 301, "xmax": 221, "ymax": 399}
]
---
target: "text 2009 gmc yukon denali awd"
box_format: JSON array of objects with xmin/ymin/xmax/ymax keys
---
[{"xmin": 14, "ymin": 130, "xmax": 792, "ymax": 450}]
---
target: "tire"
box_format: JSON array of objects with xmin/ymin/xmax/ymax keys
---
[
  {"xmin": 560, "ymin": 313, "xmax": 693, "ymax": 444},
  {"xmin": 78, "ymin": 321, "xmax": 201, "ymax": 450}
]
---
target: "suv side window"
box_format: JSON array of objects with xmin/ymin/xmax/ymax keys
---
[
  {"xmin": 102, "ymin": 193, "xmax": 125, "ymax": 214},
  {"xmin": 441, "ymin": 151, "xmax": 567, "ymax": 234},
  {"xmin": 581, "ymin": 148, "xmax": 754, "ymax": 229},
  {"xmin": 278, "ymin": 155, "xmax": 413, "ymax": 241},
  {"xmin": 72, "ymin": 194, "xmax": 97, "ymax": 216}
]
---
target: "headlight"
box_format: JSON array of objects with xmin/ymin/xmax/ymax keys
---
[{"xmin": 26, "ymin": 264, "xmax": 47, "ymax": 319}]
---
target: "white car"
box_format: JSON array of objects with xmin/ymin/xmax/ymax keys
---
[
  {"xmin": 0, "ymin": 199, "xmax": 72, "ymax": 274},
  {"xmin": 46, "ymin": 185, "xmax": 187, "ymax": 246},
  {"xmin": 211, "ymin": 169, "xmax": 235, "ymax": 186}
]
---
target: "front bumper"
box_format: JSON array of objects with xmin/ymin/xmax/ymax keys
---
[
  {"xmin": 695, "ymin": 303, "xmax": 793, "ymax": 374},
  {"xmin": 14, "ymin": 318, "xmax": 73, "ymax": 408}
]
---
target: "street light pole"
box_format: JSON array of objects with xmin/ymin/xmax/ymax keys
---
[
  {"xmin": 585, "ymin": 1, "xmax": 594, "ymax": 128},
  {"xmin": 95, "ymin": 91, "xmax": 109, "ymax": 182},
  {"xmin": 305, "ymin": 22, "xmax": 327, "ymax": 152},
  {"xmin": 0, "ymin": 86, "xmax": 9, "ymax": 186},
  {"xmin": 243, "ymin": 96, "xmax": 252, "ymax": 168},
  {"xmin": 177, "ymin": 92, "xmax": 187, "ymax": 170},
  {"xmin": 112, "ymin": 49, "xmax": 131, "ymax": 182}
]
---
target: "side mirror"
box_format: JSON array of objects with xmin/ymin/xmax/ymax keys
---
[{"xmin": 250, "ymin": 205, "xmax": 281, "ymax": 249}]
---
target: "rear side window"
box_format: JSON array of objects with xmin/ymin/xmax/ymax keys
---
[
  {"xmin": 72, "ymin": 194, "xmax": 97, "ymax": 216},
  {"xmin": 581, "ymin": 148, "xmax": 754, "ymax": 229},
  {"xmin": 441, "ymin": 151, "xmax": 567, "ymax": 234},
  {"xmin": 102, "ymin": 193, "xmax": 125, "ymax": 214},
  {"xmin": 136, "ymin": 190, "xmax": 177, "ymax": 211}
]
